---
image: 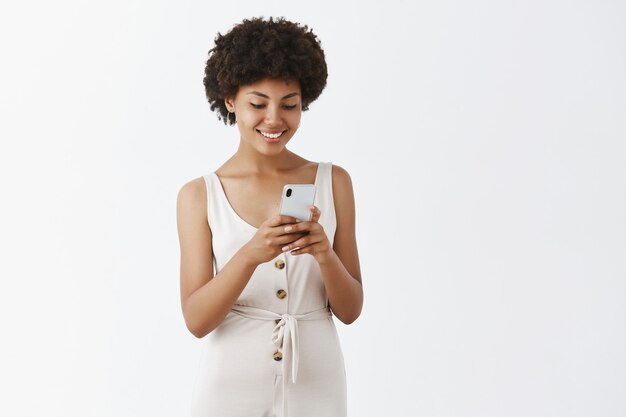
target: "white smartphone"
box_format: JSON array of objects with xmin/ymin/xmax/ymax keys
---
[{"xmin": 278, "ymin": 184, "xmax": 316, "ymax": 221}]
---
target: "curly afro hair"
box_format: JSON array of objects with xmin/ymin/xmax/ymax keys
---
[{"xmin": 203, "ymin": 16, "xmax": 328, "ymax": 125}]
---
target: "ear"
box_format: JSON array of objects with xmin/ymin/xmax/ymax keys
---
[{"xmin": 224, "ymin": 97, "xmax": 235, "ymax": 113}]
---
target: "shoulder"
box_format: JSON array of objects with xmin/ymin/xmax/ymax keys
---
[
  {"xmin": 330, "ymin": 163, "xmax": 356, "ymax": 214},
  {"xmin": 330, "ymin": 163, "xmax": 354, "ymax": 193},
  {"xmin": 176, "ymin": 176, "xmax": 208, "ymax": 220},
  {"xmin": 177, "ymin": 176, "xmax": 207, "ymax": 201}
]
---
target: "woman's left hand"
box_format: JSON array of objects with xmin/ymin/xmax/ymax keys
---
[{"xmin": 281, "ymin": 205, "xmax": 333, "ymax": 264}]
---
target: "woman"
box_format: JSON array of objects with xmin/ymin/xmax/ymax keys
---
[{"xmin": 176, "ymin": 16, "xmax": 363, "ymax": 417}]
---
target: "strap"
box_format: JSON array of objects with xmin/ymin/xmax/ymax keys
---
[{"xmin": 313, "ymin": 162, "xmax": 337, "ymax": 243}]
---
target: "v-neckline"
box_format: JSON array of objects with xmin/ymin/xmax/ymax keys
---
[{"xmin": 211, "ymin": 163, "xmax": 322, "ymax": 231}]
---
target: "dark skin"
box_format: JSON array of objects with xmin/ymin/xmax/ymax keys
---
[
  {"xmin": 214, "ymin": 159, "xmax": 318, "ymax": 230},
  {"xmin": 177, "ymin": 78, "xmax": 363, "ymax": 338}
]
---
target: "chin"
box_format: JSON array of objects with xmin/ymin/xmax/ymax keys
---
[{"xmin": 259, "ymin": 144, "xmax": 288, "ymax": 155}]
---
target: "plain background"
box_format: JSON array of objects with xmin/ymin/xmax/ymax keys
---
[{"xmin": 1, "ymin": 1, "xmax": 625, "ymax": 416}]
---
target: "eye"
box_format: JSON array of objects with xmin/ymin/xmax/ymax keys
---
[
  {"xmin": 250, "ymin": 103, "xmax": 265, "ymax": 109},
  {"xmin": 283, "ymin": 104, "xmax": 298, "ymax": 110}
]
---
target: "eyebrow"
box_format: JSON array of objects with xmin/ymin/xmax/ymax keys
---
[{"xmin": 246, "ymin": 91, "xmax": 300, "ymax": 99}]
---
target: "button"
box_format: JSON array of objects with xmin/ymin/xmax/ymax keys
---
[
  {"xmin": 274, "ymin": 259, "xmax": 285, "ymax": 269},
  {"xmin": 276, "ymin": 289, "xmax": 287, "ymax": 299},
  {"xmin": 273, "ymin": 351, "xmax": 283, "ymax": 361}
]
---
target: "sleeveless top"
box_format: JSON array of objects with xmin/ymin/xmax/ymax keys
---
[
  {"xmin": 194, "ymin": 161, "xmax": 346, "ymax": 417},
  {"xmin": 204, "ymin": 161, "xmax": 337, "ymax": 313}
]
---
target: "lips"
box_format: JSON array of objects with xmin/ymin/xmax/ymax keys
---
[
  {"xmin": 257, "ymin": 129, "xmax": 287, "ymax": 144},
  {"xmin": 257, "ymin": 130, "xmax": 285, "ymax": 139}
]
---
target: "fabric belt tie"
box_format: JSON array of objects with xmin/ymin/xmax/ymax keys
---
[{"xmin": 230, "ymin": 305, "xmax": 332, "ymax": 383}]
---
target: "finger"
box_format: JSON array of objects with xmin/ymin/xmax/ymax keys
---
[
  {"xmin": 282, "ymin": 220, "xmax": 319, "ymax": 234},
  {"xmin": 309, "ymin": 205, "xmax": 321, "ymax": 223},
  {"xmin": 282, "ymin": 234, "xmax": 320, "ymax": 252},
  {"xmin": 268, "ymin": 214, "xmax": 300, "ymax": 227},
  {"xmin": 275, "ymin": 232, "xmax": 307, "ymax": 245},
  {"xmin": 290, "ymin": 244, "xmax": 313, "ymax": 256}
]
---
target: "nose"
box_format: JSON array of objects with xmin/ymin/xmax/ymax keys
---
[{"xmin": 264, "ymin": 105, "xmax": 281, "ymax": 125}]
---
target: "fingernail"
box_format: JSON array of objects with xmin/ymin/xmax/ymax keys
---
[
  {"xmin": 282, "ymin": 246, "xmax": 289, "ymax": 251},
  {"xmin": 284, "ymin": 226, "xmax": 292, "ymax": 232}
]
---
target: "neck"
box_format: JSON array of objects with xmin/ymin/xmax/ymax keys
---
[{"xmin": 228, "ymin": 141, "xmax": 302, "ymax": 176}]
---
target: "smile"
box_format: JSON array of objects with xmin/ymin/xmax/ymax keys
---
[{"xmin": 257, "ymin": 130, "xmax": 285, "ymax": 139}]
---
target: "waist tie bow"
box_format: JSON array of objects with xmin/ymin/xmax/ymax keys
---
[
  {"xmin": 229, "ymin": 305, "xmax": 332, "ymax": 417},
  {"xmin": 230, "ymin": 305, "xmax": 332, "ymax": 383}
]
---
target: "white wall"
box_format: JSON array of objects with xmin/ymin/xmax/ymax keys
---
[{"xmin": 1, "ymin": 1, "xmax": 624, "ymax": 416}]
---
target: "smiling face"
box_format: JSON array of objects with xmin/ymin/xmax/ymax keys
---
[{"xmin": 225, "ymin": 78, "xmax": 302, "ymax": 156}]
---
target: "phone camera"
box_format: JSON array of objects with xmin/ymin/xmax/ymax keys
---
[{"xmin": 286, "ymin": 188, "xmax": 292, "ymax": 197}]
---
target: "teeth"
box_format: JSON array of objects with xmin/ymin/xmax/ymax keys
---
[{"xmin": 259, "ymin": 130, "xmax": 283, "ymax": 139}]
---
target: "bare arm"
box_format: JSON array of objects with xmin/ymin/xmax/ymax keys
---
[
  {"xmin": 177, "ymin": 178, "xmax": 256, "ymax": 338},
  {"xmin": 177, "ymin": 178, "xmax": 302, "ymax": 338},
  {"xmin": 280, "ymin": 165, "xmax": 363, "ymax": 324},
  {"xmin": 318, "ymin": 165, "xmax": 363, "ymax": 324}
]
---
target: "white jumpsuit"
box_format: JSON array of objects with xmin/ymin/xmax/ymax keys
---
[{"xmin": 190, "ymin": 162, "xmax": 347, "ymax": 417}]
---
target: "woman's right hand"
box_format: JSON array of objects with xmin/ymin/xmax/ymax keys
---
[{"xmin": 240, "ymin": 215, "xmax": 306, "ymax": 266}]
